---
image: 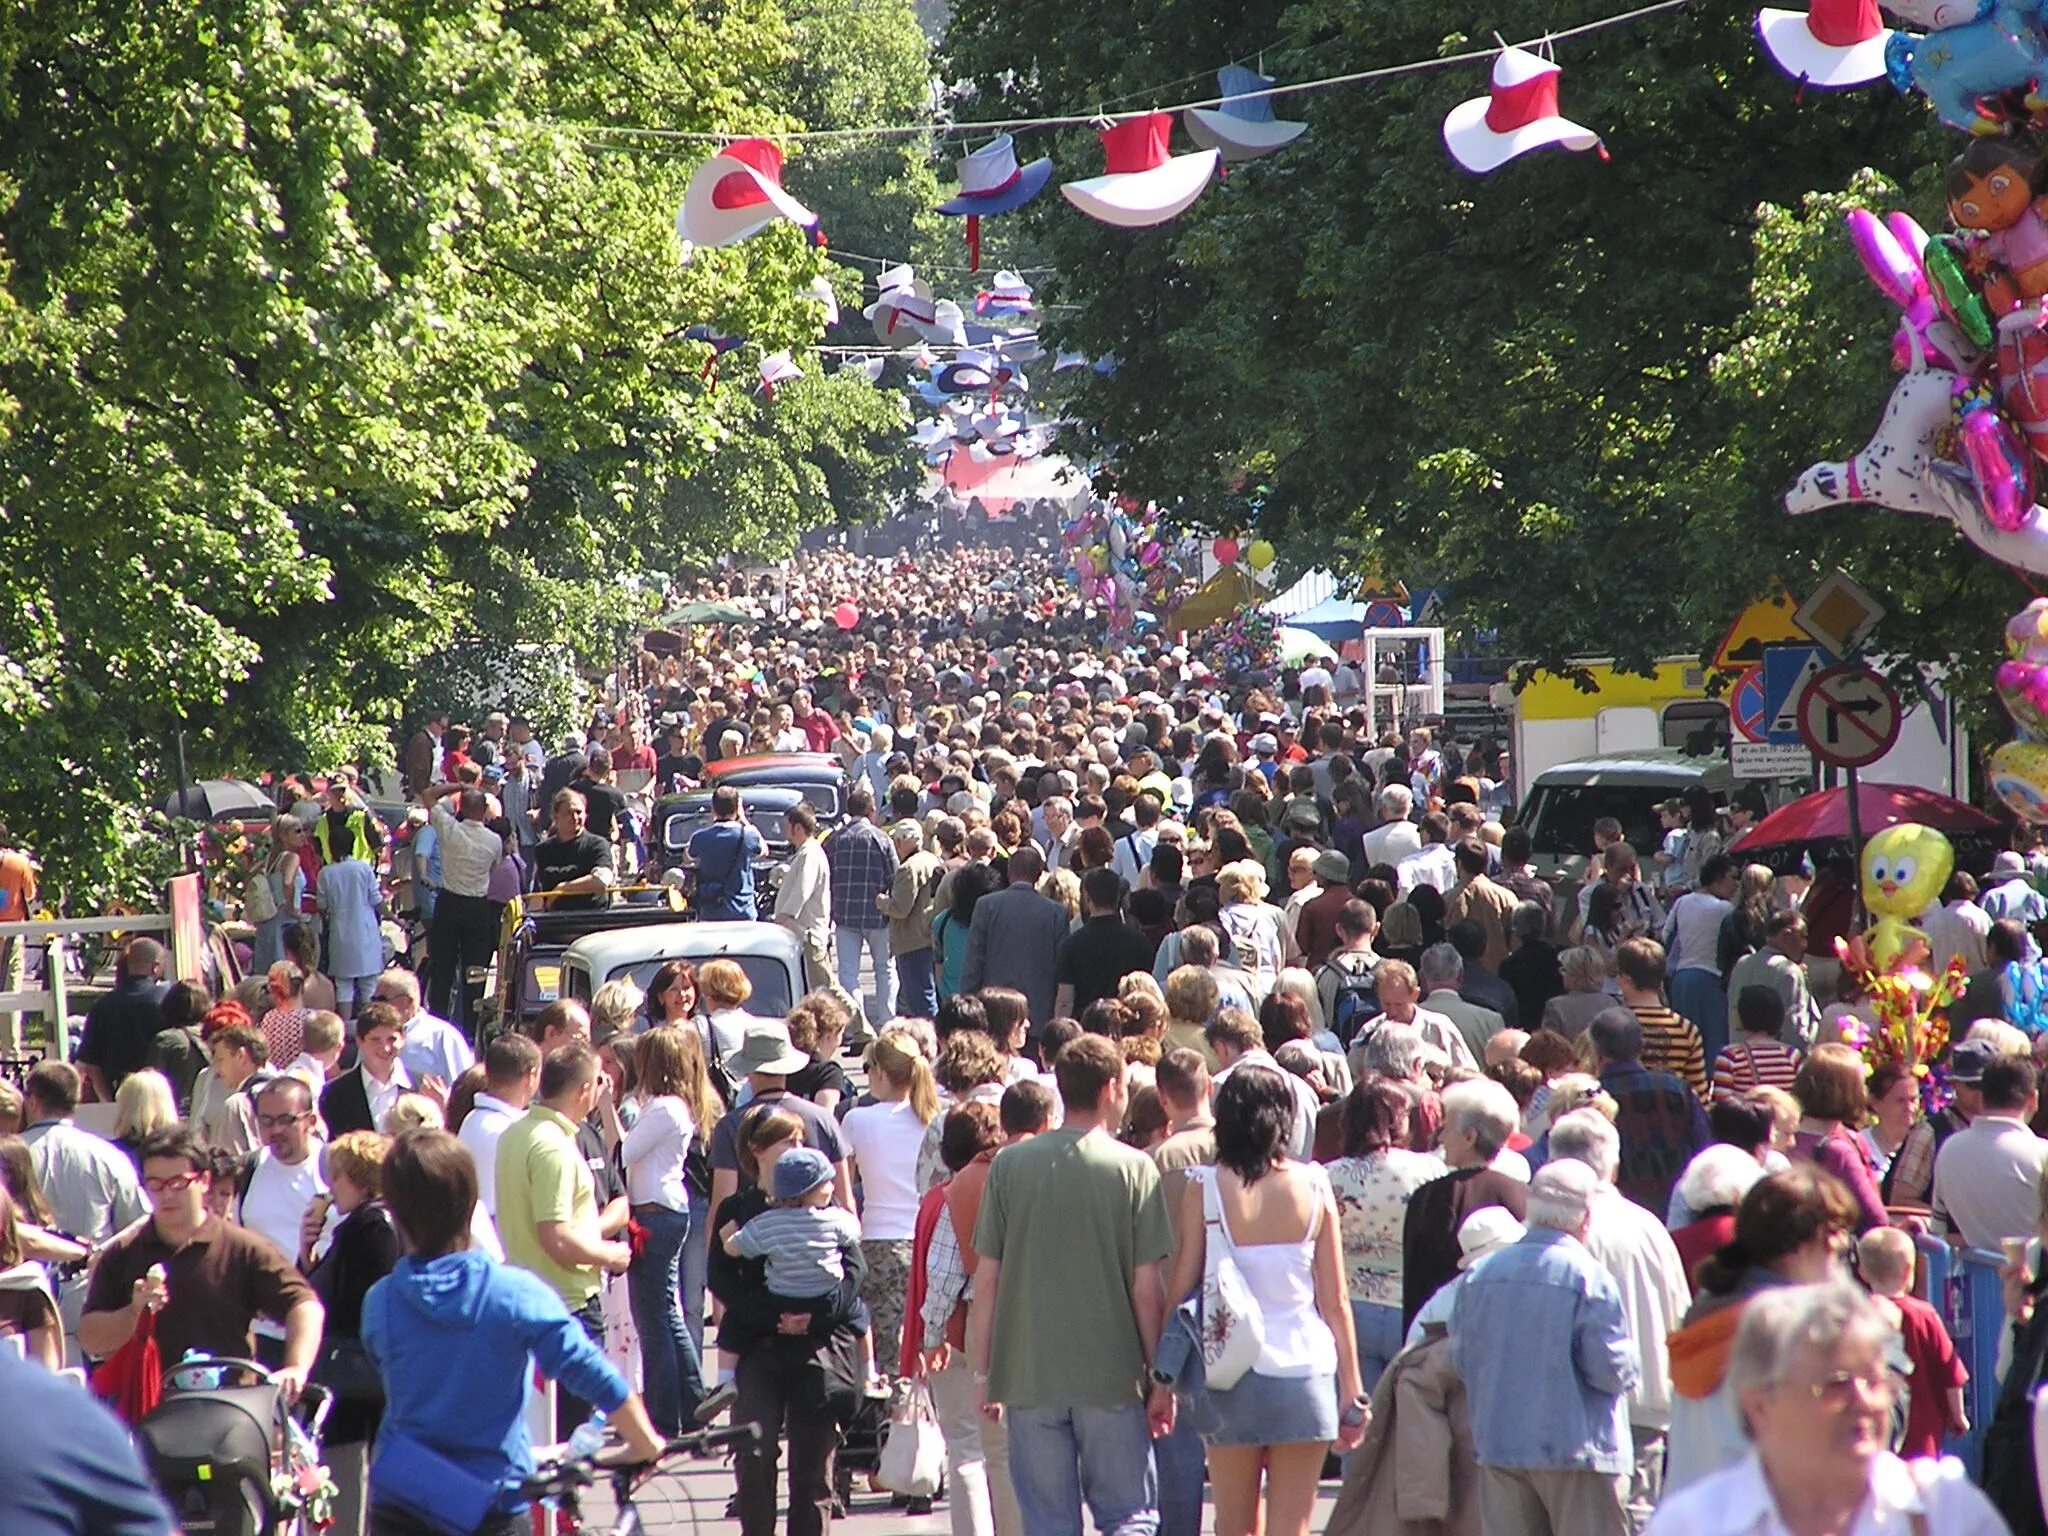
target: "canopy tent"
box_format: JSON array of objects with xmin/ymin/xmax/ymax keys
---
[
  {"xmin": 1263, "ymin": 568, "xmax": 1342, "ymax": 618},
  {"xmin": 1277, "ymin": 626, "xmax": 1339, "ymax": 665},
  {"xmin": 1729, "ymin": 783, "xmax": 2000, "ymax": 852},
  {"xmin": 1166, "ymin": 567, "xmax": 1259, "ymax": 635},
  {"xmin": 1280, "ymin": 594, "xmax": 1375, "ymax": 644}
]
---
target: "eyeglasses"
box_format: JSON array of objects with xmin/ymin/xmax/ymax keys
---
[
  {"xmin": 1803, "ymin": 1370, "xmax": 1900, "ymax": 1409},
  {"xmin": 144, "ymin": 1173, "xmax": 203, "ymax": 1194},
  {"xmin": 256, "ymin": 1113, "xmax": 309, "ymax": 1129}
]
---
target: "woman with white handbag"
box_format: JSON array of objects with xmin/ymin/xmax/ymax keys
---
[{"xmin": 1154, "ymin": 1065, "xmax": 1367, "ymax": 1536}]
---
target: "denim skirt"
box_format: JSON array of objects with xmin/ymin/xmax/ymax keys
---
[{"xmin": 1203, "ymin": 1367, "xmax": 1339, "ymax": 1447}]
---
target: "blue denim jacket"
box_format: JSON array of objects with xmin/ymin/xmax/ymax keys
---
[
  {"xmin": 1448, "ymin": 1227, "xmax": 1639, "ymax": 1474},
  {"xmin": 1153, "ymin": 1301, "xmax": 1220, "ymax": 1435}
]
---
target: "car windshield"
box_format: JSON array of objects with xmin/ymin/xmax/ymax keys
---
[
  {"xmin": 663, "ymin": 809, "xmax": 788, "ymax": 851},
  {"xmin": 1517, "ymin": 783, "xmax": 1675, "ymax": 860},
  {"xmin": 614, "ymin": 955, "xmax": 794, "ymax": 1018},
  {"xmin": 796, "ymin": 782, "xmax": 841, "ymax": 818}
]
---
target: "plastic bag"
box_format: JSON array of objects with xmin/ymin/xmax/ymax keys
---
[{"xmin": 877, "ymin": 1379, "xmax": 944, "ymax": 1498}]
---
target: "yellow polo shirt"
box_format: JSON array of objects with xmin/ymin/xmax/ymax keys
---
[{"xmin": 494, "ymin": 1104, "xmax": 600, "ymax": 1310}]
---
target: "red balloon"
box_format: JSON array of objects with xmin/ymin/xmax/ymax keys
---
[
  {"xmin": 1213, "ymin": 537, "xmax": 1240, "ymax": 565},
  {"xmin": 833, "ymin": 602, "xmax": 859, "ymax": 630}
]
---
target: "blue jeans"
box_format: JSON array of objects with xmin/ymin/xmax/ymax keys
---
[
  {"xmin": 1005, "ymin": 1402, "xmax": 1158, "ymax": 1536},
  {"xmin": 894, "ymin": 947, "xmax": 938, "ymax": 1020},
  {"xmin": 834, "ymin": 924, "xmax": 895, "ymax": 1027},
  {"xmin": 681, "ymin": 1188, "xmax": 710, "ymax": 1356},
  {"xmin": 1670, "ymin": 968, "xmax": 1729, "ymax": 1066},
  {"xmin": 1153, "ymin": 1406, "xmax": 1206, "ymax": 1536},
  {"xmin": 1352, "ymin": 1297, "xmax": 1405, "ymax": 1394},
  {"xmin": 627, "ymin": 1203, "xmax": 704, "ymax": 1436}
]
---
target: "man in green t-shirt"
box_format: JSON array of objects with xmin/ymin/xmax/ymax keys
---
[
  {"xmin": 496, "ymin": 1041, "xmax": 629, "ymax": 1426},
  {"xmin": 969, "ymin": 1034, "xmax": 1172, "ymax": 1536}
]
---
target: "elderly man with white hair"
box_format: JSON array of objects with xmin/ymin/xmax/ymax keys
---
[
  {"xmin": 1361, "ymin": 784, "xmax": 1422, "ymax": 868},
  {"xmin": 1547, "ymin": 1108, "xmax": 1695, "ymax": 1532},
  {"xmin": 370, "ymin": 967, "xmax": 474, "ymax": 1087},
  {"xmin": 1450, "ymin": 1158, "xmax": 1640, "ymax": 1536}
]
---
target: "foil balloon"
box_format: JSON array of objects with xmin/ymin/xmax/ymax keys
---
[
  {"xmin": 1993, "ymin": 740, "xmax": 2048, "ymax": 822},
  {"xmin": 1859, "ymin": 822, "xmax": 1955, "ymax": 973},
  {"xmin": 1880, "ymin": 0, "xmax": 2048, "ymax": 135}
]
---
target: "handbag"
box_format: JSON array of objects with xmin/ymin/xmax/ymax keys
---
[
  {"xmin": 369, "ymin": 1433, "xmax": 501, "ymax": 1536},
  {"xmin": 90, "ymin": 1305, "xmax": 162, "ymax": 1425},
  {"xmin": 876, "ymin": 1379, "xmax": 945, "ymax": 1498},
  {"xmin": 1195, "ymin": 1168, "xmax": 1264, "ymax": 1392},
  {"xmin": 245, "ymin": 868, "xmax": 280, "ymax": 925},
  {"xmin": 311, "ymin": 1335, "xmax": 384, "ymax": 1404}
]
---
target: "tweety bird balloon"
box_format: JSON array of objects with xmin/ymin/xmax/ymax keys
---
[{"xmin": 1860, "ymin": 822, "xmax": 1956, "ymax": 972}]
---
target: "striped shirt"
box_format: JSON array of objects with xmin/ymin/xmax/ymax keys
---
[
  {"xmin": 1709, "ymin": 1039, "xmax": 1802, "ymax": 1103},
  {"xmin": 729, "ymin": 1203, "xmax": 861, "ymax": 1298},
  {"xmin": 1631, "ymin": 1003, "xmax": 1708, "ymax": 1103}
]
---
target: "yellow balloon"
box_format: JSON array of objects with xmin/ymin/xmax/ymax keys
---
[
  {"xmin": 1246, "ymin": 539, "xmax": 1276, "ymax": 570},
  {"xmin": 1087, "ymin": 545, "xmax": 1110, "ymax": 575}
]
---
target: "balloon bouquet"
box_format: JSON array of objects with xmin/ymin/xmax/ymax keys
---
[
  {"xmin": 1833, "ymin": 823, "xmax": 1971, "ymax": 1109},
  {"xmin": 1770, "ymin": 0, "xmax": 2048, "ymax": 818},
  {"xmin": 1059, "ymin": 497, "xmax": 1194, "ymax": 633}
]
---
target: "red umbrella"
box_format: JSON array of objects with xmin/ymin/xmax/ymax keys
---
[{"xmin": 1728, "ymin": 782, "xmax": 2001, "ymax": 853}]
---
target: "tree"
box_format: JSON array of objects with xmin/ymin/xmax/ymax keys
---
[{"xmin": 942, "ymin": 0, "xmax": 2015, "ymax": 696}]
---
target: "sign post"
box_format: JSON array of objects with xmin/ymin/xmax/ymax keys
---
[{"xmin": 1796, "ymin": 662, "xmax": 1903, "ymax": 925}]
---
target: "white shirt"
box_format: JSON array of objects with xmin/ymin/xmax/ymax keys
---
[
  {"xmin": 621, "ymin": 1094, "xmax": 695, "ymax": 1212},
  {"xmin": 1663, "ymin": 891, "xmax": 1733, "ymax": 975},
  {"xmin": 1921, "ymin": 899, "xmax": 1992, "ymax": 975},
  {"xmin": 774, "ymin": 838, "xmax": 831, "ymax": 950},
  {"xmin": 840, "ymin": 1098, "xmax": 929, "ymax": 1241},
  {"xmin": 460, "ymin": 1091, "xmax": 524, "ymax": 1216},
  {"xmin": 401, "ymin": 1010, "xmax": 475, "ymax": 1086},
  {"xmin": 1110, "ymin": 827, "xmax": 1158, "ymax": 887},
  {"xmin": 429, "ymin": 802, "xmax": 502, "ymax": 898},
  {"xmin": 362, "ymin": 1061, "xmax": 411, "ymax": 1131},
  {"xmin": 1930, "ymin": 1111, "xmax": 2048, "ymax": 1250},
  {"xmin": 1396, "ymin": 842, "xmax": 1457, "ymax": 894},
  {"xmin": 772, "ymin": 727, "xmax": 810, "ymax": 752},
  {"xmin": 1362, "ymin": 820, "xmax": 1423, "ymax": 870},
  {"xmin": 239, "ymin": 1148, "xmax": 329, "ymax": 1338},
  {"xmin": 1643, "ymin": 1449, "xmax": 2006, "ymax": 1536},
  {"xmin": 1581, "ymin": 1182, "xmax": 1691, "ymax": 1429}
]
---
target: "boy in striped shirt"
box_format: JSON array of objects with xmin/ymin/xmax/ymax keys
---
[{"xmin": 1710, "ymin": 987, "xmax": 1802, "ymax": 1103}]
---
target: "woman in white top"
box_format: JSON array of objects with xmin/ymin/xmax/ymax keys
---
[
  {"xmin": 622, "ymin": 1026, "xmax": 709, "ymax": 1435},
  {"xmin": 839, "ymin": 1030, "xmax": 939, "ymax": 1375},
  {"xmin": 1160, "ymin": 1067, "xmax": 1366, "ymax": 1536},
  {"xmin": 1647, "ymin": 1282, "xmax": 2004, "ymax": 1536}
]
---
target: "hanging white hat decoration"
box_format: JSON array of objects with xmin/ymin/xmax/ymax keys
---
[
  {"xmin": 937, "ymin": 135, "xmax": 1055, "ymax": 272},
  {"xmin": 677, "ymin": 139, "xmax": 822, "ymax": 253},
  {"xmin": 1755, "ymin": 0, "xmax": 1893, "ymax": 88},
  {"xmin": 1443, "ymin": 47, "xmax": 1607, "ymax": 174},
  {"xmin": 863, "ymin": 270, "xmax": 939, "ymax": 344},
  {"xmin": 801, "ymin": 275, "xmax": 841, "ymax": 327},
  {"xmin": 1183, "ymin": 65, "xmax": 1309, "ymax": 162},
  {"xmin": 758, "ymin": 350, "xmax": 804, "ymax": 401},
  {"xmin": 1061, "ymin": 112, "xmax": 1220, "ymax": 228},
  {"xmin": 975, "ymin": 271, "xmax": 1036, "ymax": 318}
]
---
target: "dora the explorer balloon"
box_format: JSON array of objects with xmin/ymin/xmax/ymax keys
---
[
  {"xmin": 1859, "ymin": 822, "xmax": 1956, "ymax": 972},
  {"xmin": 1948, "ymin": 138, "xmax": 2048, "ymax": 313}
]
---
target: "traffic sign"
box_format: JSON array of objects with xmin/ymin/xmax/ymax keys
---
[
  {"xmin": 1731, "ymin": 741, "xmax": 1812, "ymax": 779},
  {"xmin": 1794, "ymin": 569, "xmax": 1885, "ymax": 658},
  {"xmin": 1760, "ymin": 644, "xmax": 1830, "ymax": 745},
  {"xmin": 1712, "ymin": 590, "xmax": 1807, "ymax": 670},
  {"xmin": 1730, "ymin": 665, "xmax": 1768, "ymax": 744},
  {"xmin": 1796, "ymin": 663, "xmax": 1902, "ymax": 769}
]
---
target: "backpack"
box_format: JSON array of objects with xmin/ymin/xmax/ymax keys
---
[
  {"xmin": 1217, "ymin": 908, "xmax": 1266, "ymax": 975},
  {"xmin": 1320, "ymin": 957, "xmax": 1381, "ymax": 1045}
]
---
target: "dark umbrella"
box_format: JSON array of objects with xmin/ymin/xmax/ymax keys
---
[
  {"xmin": 1728, "ymin": 783, "xmax": 2004, "ymax": 874},
  {"xmin": 161, "ymin": 779, "xmax": 277, "ymax": 821},
  {"xmin": 670, "ymin": 600, "xmax": 752, "ymax": 626}
]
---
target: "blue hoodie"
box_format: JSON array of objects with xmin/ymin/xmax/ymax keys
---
[{"xmin": 362, "ymin": 1250, "xmax": 626, "ymax": 1513}]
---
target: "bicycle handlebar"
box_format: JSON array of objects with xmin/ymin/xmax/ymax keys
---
[{"xmin": 518, "ymin": 1422, "xmax": 763, "ymax": 1501}]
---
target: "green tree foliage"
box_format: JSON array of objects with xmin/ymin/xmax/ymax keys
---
[
  {"xmin": 942, "ymin": 0, "xmax": 2031, "ymax": 693},
  {"xmin": 0, "ymin": 0, "xmax": 930, "ymax": 903}
]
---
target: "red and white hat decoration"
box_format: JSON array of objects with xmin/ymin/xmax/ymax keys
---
[
  {"xmin": 1755, "ymin": 0, "xmax": 1892, "ymax": 88},
  {"xmin": 677, "ymin": 138, "xmax": 821, "ymax": 256},
  {"xmin": 1443, "ymin": 47, "xmax": 1606, "ymax": 174},
  {"xmin": 1061, "ymin": 112, "xmax": 1220, "ymax": 228},
  {"xmin": 757, "ymin": 351, "xmax": 804, "ymax": 400}
]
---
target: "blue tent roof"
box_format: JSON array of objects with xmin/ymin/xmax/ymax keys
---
[{"xmin": 1281, "ymin": 595, "xmax": 1372, "ymax": 643}]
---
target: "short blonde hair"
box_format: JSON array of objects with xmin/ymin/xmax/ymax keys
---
[
  {"xmin": 1165, "ymin": 965, "xmax": 1219, "ymax": 1025},
  {"xmin": 1855, "ymin": 1226, "xmax": 1916, "ymax": 1294},
  {"xmin": 304, "ymin": 1010, "xmax": 345, "ymax": 1055},
  {"xmin": 698, "ymin": 959, "xmax": 751, "ymax": 1010},
  {"xmin": 590, "ymin": 978, "xmax": 645, "ymax": 1038},
  {"xmin": 382, "ymin": 1093, "xmax": 445, "ymax": 1135},
  {"xmin": 1542, "ymin": 1073, "xmax": 1617, "ymax": 1126},
  {"xmin": 113, "ymin": 1070, "xmax": 179, "ymax": 1142},
  {"xmin": 1217, "ymin": 860, "xmax": 1268, "ymax": 906},
  {"xmin": 327, "ymin": 1130, "xmax": 389, "ymax": 1197}
]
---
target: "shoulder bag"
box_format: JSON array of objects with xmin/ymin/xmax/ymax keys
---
[{"xmin": 1194, "ymin": 1167, "xmax": 1264, "ymax": 1391}]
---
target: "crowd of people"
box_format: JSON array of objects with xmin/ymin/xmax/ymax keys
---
[{"xmin": 11, "ymin": 532, "xmax": 2048, "ymax": 1536}]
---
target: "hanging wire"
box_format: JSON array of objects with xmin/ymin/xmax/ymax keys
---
[{"xmin": 522, "ymin": 0, "xmax": 1692, "ymax": 147}]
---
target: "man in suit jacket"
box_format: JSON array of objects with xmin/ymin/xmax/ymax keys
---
[
  {"xmin": 319, "ymin": 1002, "xmax": 412, "ymax": 1136},
  {"xmin": 960, "ymin": 843, "xmax": 1070, "ymax": 1028},
  {"xmin": 403, "ymin": 710, "xmax": 449, "ymax": 799}
]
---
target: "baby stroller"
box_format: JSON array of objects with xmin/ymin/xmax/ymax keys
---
[{"xmin": 137, "ymin": 1355, "xmax": 335, "ymax": 1535}]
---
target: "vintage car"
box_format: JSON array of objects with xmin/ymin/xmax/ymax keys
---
[
  {"xmin": 703, "ymin": 751, "xmax": 847, "ymax": 825},
  {"xmin": 557, "ymin": 921, "xmax": 806, "ymax": 1022}
]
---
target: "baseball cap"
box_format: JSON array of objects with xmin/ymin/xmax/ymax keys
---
[
  {"xmin": 1950, "ymin": 1040, "xmax": 1995, "ymax": 1084},
  {"xmin": 1250, "ymin": 733, "xmax": 1278, "ymax": 755}
]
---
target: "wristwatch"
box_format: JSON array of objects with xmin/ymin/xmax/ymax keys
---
[{"xmin": 1148, "ymin": 1366, "xmax": 1176, "ymax": 1389}]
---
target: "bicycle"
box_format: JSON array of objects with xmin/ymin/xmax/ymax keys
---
[{"xmin": 517, "ymin": 1422, "xmax": 762, "ymax": 1535}]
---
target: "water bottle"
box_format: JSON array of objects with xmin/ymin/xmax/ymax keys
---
[{"xmin": 566, "ymin": 1410, "xmax": 608, "ymax": 1461}]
